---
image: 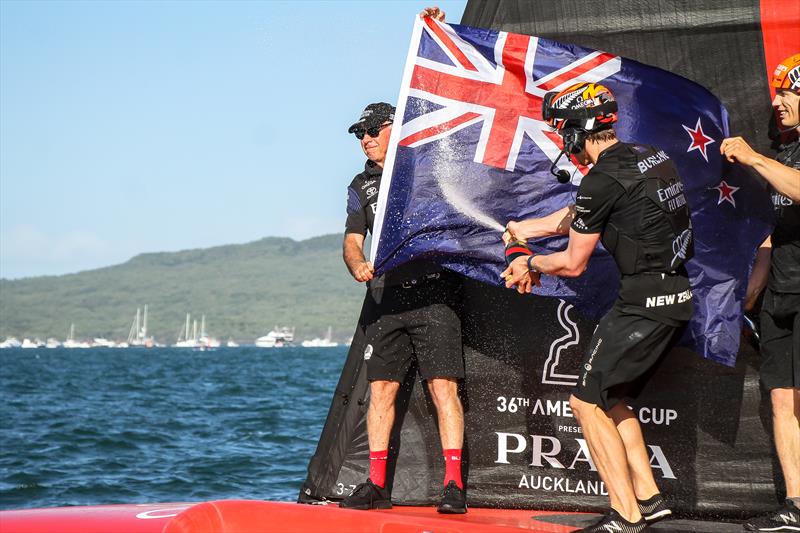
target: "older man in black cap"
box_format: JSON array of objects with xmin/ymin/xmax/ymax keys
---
[{"xmin": 340, "ymin": 101, "xmax": 467, "ymax": 514}]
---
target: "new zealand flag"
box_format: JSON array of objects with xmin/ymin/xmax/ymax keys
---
[{"xmin": 370, "ymin": 18, "xmax": 773, "ymax": 366}]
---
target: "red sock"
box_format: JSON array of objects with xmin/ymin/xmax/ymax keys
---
[
  {"xmin": 443, "ymin": 449, "xmax": 463, "ymax": 489},
  {"xmin": 369, "ymin": 450, "xmax": 388, "ymax": 488}
]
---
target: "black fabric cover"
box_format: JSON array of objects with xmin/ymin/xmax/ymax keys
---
[
  {"xmin": 299, "ymin": 277, "xmax": 783, "ymax": 518},
  {"xmin": 461, "ymin": 0, "xmax": 775, "ymax": 154}
]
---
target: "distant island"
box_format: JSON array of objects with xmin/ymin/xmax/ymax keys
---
[{"xmin": 0, "ymin": 234, "xmax": 366, "ymax": 344}]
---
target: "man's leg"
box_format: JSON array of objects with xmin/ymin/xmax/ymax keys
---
[
  {"xmin": 427, "ymin": 377, "xmax": 464, "ymax": 449},
  {"xmin": 743, "ymin": 292, "xmax": 800, "ymax": 530},
  {"xmin": 367, "ymin": 380, "xmax": 401, "ymax": 487},
  {"xmin": 339, "ymin": 379, "xmax": 400, "ymax": 510},
  {"xmin": 367, "ymin": 380, "xmax": 402, "ymax": 450},
  {"xmin": 570, "ymin": 395, "xmax": 642, "ymax": 523},
  {"xmin": 428, "ymin": 377, "xmax": 464, "ymax": 485},
  {"xmin": 608, "ymin": 401, "xmax": 660, "ymax": 500},
  {"xmin": 427, "ymin": 377, "xmax": 467, "ymax": 514},
  {"xmin": 403, "ymin": 273, "xmax": 466, "ymax": 513},
  {"xmin": 772, "ymin": 387, "xmax": 800, "ymax": 500}
]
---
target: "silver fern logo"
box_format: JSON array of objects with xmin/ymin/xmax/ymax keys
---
[{"xmin": 670, "ymin": 227, "xmax": 692, "ymax": 268}]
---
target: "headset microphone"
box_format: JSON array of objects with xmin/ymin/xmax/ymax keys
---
[{"xmin": 549, "ymin": 150, "xmax": 571, "ymax": 184}]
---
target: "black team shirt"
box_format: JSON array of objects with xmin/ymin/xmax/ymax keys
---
[
  {"xmin": 770, "ymin": 139, "xmax": 800, "ymax": 293},
  {"xmin": 571, "ymin": 142, "xmax": 694, "ymax": 326},
  {"xmin": 345, "ymin": 160, "xmax": 383, "ymax": 237}
]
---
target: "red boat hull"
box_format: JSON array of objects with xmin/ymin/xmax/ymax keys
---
[
  {"xmin": 0, "ymin": 500, "xmax": 737, "ymax": 532},
  {"xmin": 0, "ymin": 501, "xmax": 582, "ymax": 533}
]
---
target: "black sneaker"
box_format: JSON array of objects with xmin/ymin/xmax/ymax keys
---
[
  {"xmin": 743, "ymin": 499, "xmax": 800, "ymax": 531},
  {"xmin": 437, "ymin": 480, "xmax": 467, "ymax": 514},
  {"xmin": 638, "ymin": 493, "xmax": 672, "ymax": 524},
  {"xmin": 577, "ymin": 510, "xmax": 648, "ymax": 532},
  {"xmin": 338, "ymin": 479, "xmax": 392, "ymax": 510}
]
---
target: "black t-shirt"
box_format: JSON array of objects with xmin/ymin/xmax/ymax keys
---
[
  {"xmin": 769, "ymin": 139, "xmax": 800, "ymax": 293},
  {"xmin": 571, "ymin": 142, "xmax": 693, "ymax": 326},
  {"xmin": 345, "ymin": 160, "xmax": 383, "ymax": 236}
]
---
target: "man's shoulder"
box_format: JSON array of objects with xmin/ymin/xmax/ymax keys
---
[
  {"xmin": 589, "ymin": 142, "xmax": 672, "ymax": 186},
  {"xmin": 349, "ymin": 161, "xmax": 382, "ymax": 189},
  {"xmin": 348, "ymin": 169, "xmax": 367, "ymax": 188},
  {"xmin": 582, "ymin": 165, "xmax": 622, "ymax": 192},
  {"xmin": 594, "ymin": 142, "xmax": 651, "ymax": 167}
]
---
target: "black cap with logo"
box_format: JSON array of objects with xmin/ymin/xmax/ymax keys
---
[{"xmin": 348, "ymin": 102, "xmax": 396, "ymax": 133}]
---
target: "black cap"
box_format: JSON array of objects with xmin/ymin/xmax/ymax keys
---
[{"xmin": 348, "ymin": 102, "xmax": 395, "ymax": 133}]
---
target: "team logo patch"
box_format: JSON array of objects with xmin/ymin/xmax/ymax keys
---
[{"xmin": 364, "ymin": 344, "xmax": 373, "ymax": 360}]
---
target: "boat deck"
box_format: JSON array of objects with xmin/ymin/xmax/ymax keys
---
[{"xmin": 0, "ymin": 500, "xmax": 741, "ymax": 532}]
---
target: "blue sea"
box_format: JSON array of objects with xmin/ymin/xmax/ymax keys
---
[{"xmin": 0, "ymin": 346, "xmax": 347, "ymax": 510}]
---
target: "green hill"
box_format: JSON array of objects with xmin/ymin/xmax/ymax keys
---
[{"xmin": 0, "ymin": 234, "xmax": 367, "ymax": 344}]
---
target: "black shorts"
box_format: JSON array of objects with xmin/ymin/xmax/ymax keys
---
[
  {"xmin": 573, "ymin": 304, "xmax": 684, "ymax": 411},
  {"xmin": 363, "ymin": 272, "xmax": 463, "ymax": 382},
  {"xmin": 759, "ymin": 288, "xmax": 800, "ymax": 390}
]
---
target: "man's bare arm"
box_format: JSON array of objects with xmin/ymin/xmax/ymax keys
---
[
  {"xmin": 343, "ymin": 233, "xmax": 374, "ymax": 282},
  {"xmin": 505, "ymin": 206, "xmax": 576, "ymax": 242},
  {"xmin": 532, "ymin": 229, "xmax": 600, "ymax": 277},
  {"xmin": 721, "ymin": 136, "xmax": 800, "ymax": 201},
  {"xmin": 744, "ymin": 236, "xmax": 772, "ymax": 311}
]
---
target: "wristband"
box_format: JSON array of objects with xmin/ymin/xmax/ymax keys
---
[
  {"xmin": 504, "ymin": 240, "xmax": 532, "ymax": 266},
  {"xmin": 527, "ymin": 254, "xmax": 539, "ymax": 273}
]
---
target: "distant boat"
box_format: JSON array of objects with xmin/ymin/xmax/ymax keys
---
[
  {"xmin": 174, "ymin": 314, "xmax": 199, "ymax": 348},
  {"xmin": 0, "ymin": 337, "xmax": 21, "ymax": 349},
  {"xmin": 255, "ymin": 326, "xmax": 294, "ymax": 348},
  {"xmin": 226, "ymin": 338, "xmax": 239, "ymax": 348},
  {"xmin": 91, "ymin": 338, "xmax": 116, "ymax": 348},
  {"xmin": 196, "ymin": 315, "xmax": 220, "ymax": 351},
  {"xmin": 62, "ymin": 324, "xmax": 90, "ymax": 349},
  {"xmin": 301, "ymin": 326, "xmax": 338, "ymax": 348},
  {"xmin": 21, "ymin": 338, "xmax": 44, "ymax": 349},
  {"xmin": 45, "ymin": 338, "xmax": 61, "ymax": 349},
  {"xmin": 127, "ymin": 305, "xmax": 154, "ymax": 347}
]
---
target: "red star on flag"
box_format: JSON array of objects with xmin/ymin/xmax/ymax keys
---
[
  {"xmin": 714, "ymin": 180, "xmax": 740, "ymax": 207},
  {"xmin": 683, "ymin": 117, "xmax": 715, "ymax": 162}
]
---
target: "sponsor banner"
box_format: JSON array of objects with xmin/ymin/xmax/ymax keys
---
[{"xmin": 302, "ymin": 277, "xmax": 782, "ymax": 518}]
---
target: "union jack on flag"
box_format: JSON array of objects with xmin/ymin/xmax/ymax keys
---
[
  {"xmin": 398, "ymin": 17, "xmax": 620, "ymax": 174},
  {"xmin": 370, "ymin": 18, "xmax": 772, "ymax": 366}
]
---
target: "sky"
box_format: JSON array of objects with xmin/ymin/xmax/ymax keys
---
[{"xmin": 0, "ymin": 0, "xmax": 467, "ymax": 280}]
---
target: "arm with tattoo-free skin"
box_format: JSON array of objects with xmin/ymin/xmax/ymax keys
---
[
  {"xmin": 720, "ymin": 136, "xmax": 800, "ymax": 201},
  {"xmin": 504, "ymin": 205, "xmax": 576, "ymax": 242},
  {"xmin": 744, "ymin": 236, "xmax": 772, "ymax": 311},
  {"xmin": 343, "ymin": 233, "xmax": 374, "ymax": 282}
]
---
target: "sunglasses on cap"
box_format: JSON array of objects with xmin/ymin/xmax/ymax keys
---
[{"xmin": 353, "ymin": 122, "xmax": 391, "ymax": 140}]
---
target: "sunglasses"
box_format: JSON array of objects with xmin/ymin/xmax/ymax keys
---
[{"xmin": 353, "ymin": 122, "xmax": 391, "ymax": 140}]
